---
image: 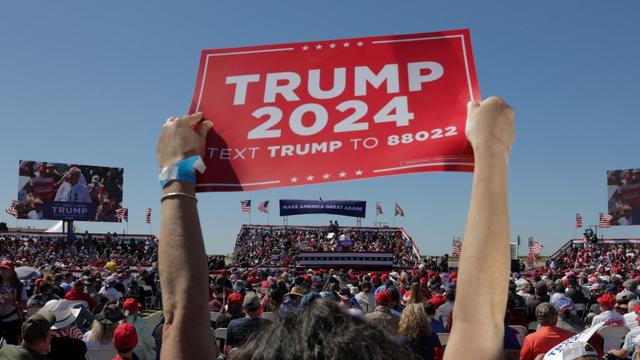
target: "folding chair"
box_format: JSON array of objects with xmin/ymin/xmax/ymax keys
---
[
  {"xmin": 86, "ymin": 348, "xmax": 117, "ymax": 360},
  {"xmin": 437, "ymin": 333, "xmax": 449, "ymax": 347},
  {"xmin": 597, "ymin": 326, "xmax": 629, "ymax": 352}
]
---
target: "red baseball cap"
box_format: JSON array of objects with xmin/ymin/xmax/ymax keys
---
[
  {"xmin": 0, "ymin": 260, "xmax": 14, "ymax": 270},
  {"xmin": 123, "ymin": 298, "xmax": 141, "ymax": 312},
  {"xmin": 228, "ymin": 292, "xmax": 243, "ymax": 305},
  {"xmin": 597, "ymin": 293, "xmax": 616, "ymax": 307},
  {"xmin": 113, "ymin": 323, "xmax": 138, "ymax": 350},
  {"xmin": 419, "ymin": 277, "xmax": 428, "ymax": 285},
  {"xmin": 375, "ymin": 290, "xmax": 392, "ymax": 306}
]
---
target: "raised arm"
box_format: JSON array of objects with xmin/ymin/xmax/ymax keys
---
[
  {"xmin": 155, "ymin": 113, "xmax": 219, "ymax": 360},
  {"xmin": 444, "ymin": 97, "xmax": 515, "ymax": 360}
]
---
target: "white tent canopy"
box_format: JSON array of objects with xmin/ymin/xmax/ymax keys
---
[
  {"xmin": 44, "ymin": 221, "xmax": 80, "ymax": 233},
  {"xmin": 44, "ymin": 221, "xmax": 64, "ymax": 233}
]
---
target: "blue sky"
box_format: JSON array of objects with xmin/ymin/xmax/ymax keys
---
[{"xmin": 1, "ymin": 1, "xmax": 639, "ymax": 256}]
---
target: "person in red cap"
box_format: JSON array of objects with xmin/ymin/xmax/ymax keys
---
[
  {"xmin": 122, "ymin": 298, "xmax": 156, "ymax": 359},
  {"xmin": 364, "ymin": 290, "xmax": 399, "ymax": 335},
  {"xmin": 64, "ymin": 280, "xmax": 97, "ymax": 310},
  {"xmin": 113, "ymin": 323, "xmax": 139, "ymax": 360},
  {"xmin": 592, "ymin": 293, "xmax": 625, "ymax": 327},
  {"xmin": 216, "ymin": 292, "xmax": 245, "ymax": 329},
  {"xmin": 0, "ymin": 259, "xmax": 28, "ymax": 345},
  {"xmin": 427, "ymin": 287, "xmax": 447, "ymax": 309}
]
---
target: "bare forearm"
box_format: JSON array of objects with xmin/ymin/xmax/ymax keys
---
[
  {"xmin": 159, "ymin": 181, "xmax": 212, "ymax": 358},
  {"xmin": 446, "ymin": 150, "xmax": 511, "ymax": 359},
  {"xmin": 458, "ymin": 149, "xmax": 510, "ymax": 317}
]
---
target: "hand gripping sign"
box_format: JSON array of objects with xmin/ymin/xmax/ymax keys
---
[{"xmin": 190, "ymin": 29, "xmax": 480, "ymax": 192}]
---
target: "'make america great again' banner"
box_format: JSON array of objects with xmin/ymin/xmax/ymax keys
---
[
  {"xmin": 279, "ymin": 199, "xmax": 366, "ymax": 218},
  {"xmin": 191, "ymin": 29, "xmax": 480, "ymax": 191}
]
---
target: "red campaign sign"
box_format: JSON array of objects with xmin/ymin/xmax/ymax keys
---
[{"xmin": 190, "ymin": 29, "xmax": 480, "ymax": 192}]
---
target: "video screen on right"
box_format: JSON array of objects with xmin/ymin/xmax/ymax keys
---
[{"xmin": 607, "ymin": 169, "xmax": 640, "ymax": 226}]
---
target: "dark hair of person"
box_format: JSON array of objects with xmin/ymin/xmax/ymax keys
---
[
  {"xmin": 423, "ymin": 301, "xmax": 436, "ymax": 316},
  {"xmin": 406, "ymin": 282, "xmax": 423, "ymax": 304},
  {"xmin": 445, "ymin": 288, "xmax": 455, "ymax": 302},
  {"xmin": 2, "ymin": 269, "xmax": 23, "ymax": 291},
  {"xmin": 233, "ymin": 299, "xmax": 416, "ymax": 360}
]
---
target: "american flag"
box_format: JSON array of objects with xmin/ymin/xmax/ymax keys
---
[
  {"xmin": 576, "ymin": 213, "xmax": 583, "ymax": 228},
  {"xmin": 145, "ymin": 208, "xmax": 152, "ymax": 224},
  {"xmin": 394, "ymin": 202, "xmax": 404, "ymax": 217},
  {"xmin": 5, "ymin": 200, "xmax": 18, "ymax": 218},
  {"xmin": 241, "ymin": 200, "xmax": 251, "ymax": 214},
  {"xmin": 527, "ymin": 239, "xmax": 543, "ymax": 264},
  {"xmin": 599, "ymin": 213, "xmax": 613, "ymax": 228},
  {"xmin": 375, "ymin": 202, "xmax": 383, "ymax": 215},
  {"xmin": 257, "ymin": 201, "xmax": 269, "ymax": 213},
  {"xmin": 451, "ymin": 238, "xmax": 463, "ymax": 256},
  {"xmin": 115, "ymin": 208, "xmax": 128, "ymax": 222}
]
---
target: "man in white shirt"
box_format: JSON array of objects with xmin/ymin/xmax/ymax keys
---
[
  {"xmin": 54, "ymin": 167, "xmax": 91, "ymax": 203},
  {"xmin": 625, "ymin": 300, "xmax": 640, "ymax": 329},
  {"xmin": 98, "ymin": 277, "xmax": 123, "ymax": 302},
  {"xmin": 592, "ymin": 293, "xmax": 625, "ymax": 327}
]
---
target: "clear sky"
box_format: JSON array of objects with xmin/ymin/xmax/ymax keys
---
[{"xmin": 1, "ymin": 1, "xmax": 639, "ymax": 256}]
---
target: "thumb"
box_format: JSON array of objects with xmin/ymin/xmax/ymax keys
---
[
  {"xmin": 197, "ymin": 120, "xmax": 214, "ymax": 137},
  {"xmin": 467, "ymin": 100, "xmax": 480, "ymax": 113}
]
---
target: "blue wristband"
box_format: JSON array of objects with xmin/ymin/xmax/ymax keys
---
[{"xmin": 159, "ymin": 155, "xmax": 206, "ymax": 188}]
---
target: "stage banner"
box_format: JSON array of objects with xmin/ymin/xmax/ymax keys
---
[
  {"xmin": 279, "ymin": 199, "xmax": 366, "ymax": 218},
  {"xmin": 191, "ymin": 29, "xmax": 480, "ymax": 192},
  {"xmin": 607, "ymin": 169, "xmax": 640, "ymax": 225},
  {"xmin": 297, "ymin": 252, "xmax": 393, "ymax": 268}
]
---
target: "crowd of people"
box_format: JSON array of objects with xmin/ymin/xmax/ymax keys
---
[
  {"xmin": 232, "ymin": 225, "xmax": 419, "ymax": 269},
  {"xmin": 202, "ymin": 238, "xmax": 640, "ymax": 359},
  {"xmin": 0, "ymin": 232, "xmax": 158, "ymax": 270},
  {"xmin": 0, "ymin": 255, "xmax": 159, "ymax": 359}
]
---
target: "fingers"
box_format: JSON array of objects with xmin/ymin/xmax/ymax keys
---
[
  {"xmin": 185, "ymin": 112, "xmax": 204, "ymax": 127},
  {"xmin": 196, "ymin": 120, "xmax": 214, "ymax": 137}
]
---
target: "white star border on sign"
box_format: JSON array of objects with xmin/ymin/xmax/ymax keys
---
[
  {"xmin": 289, "ymin": 171, "xmax": 362, "ymax": 183},
  {"xmin": 301, "ymin": 41, "xmax": 367, "ymax": 52}
]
